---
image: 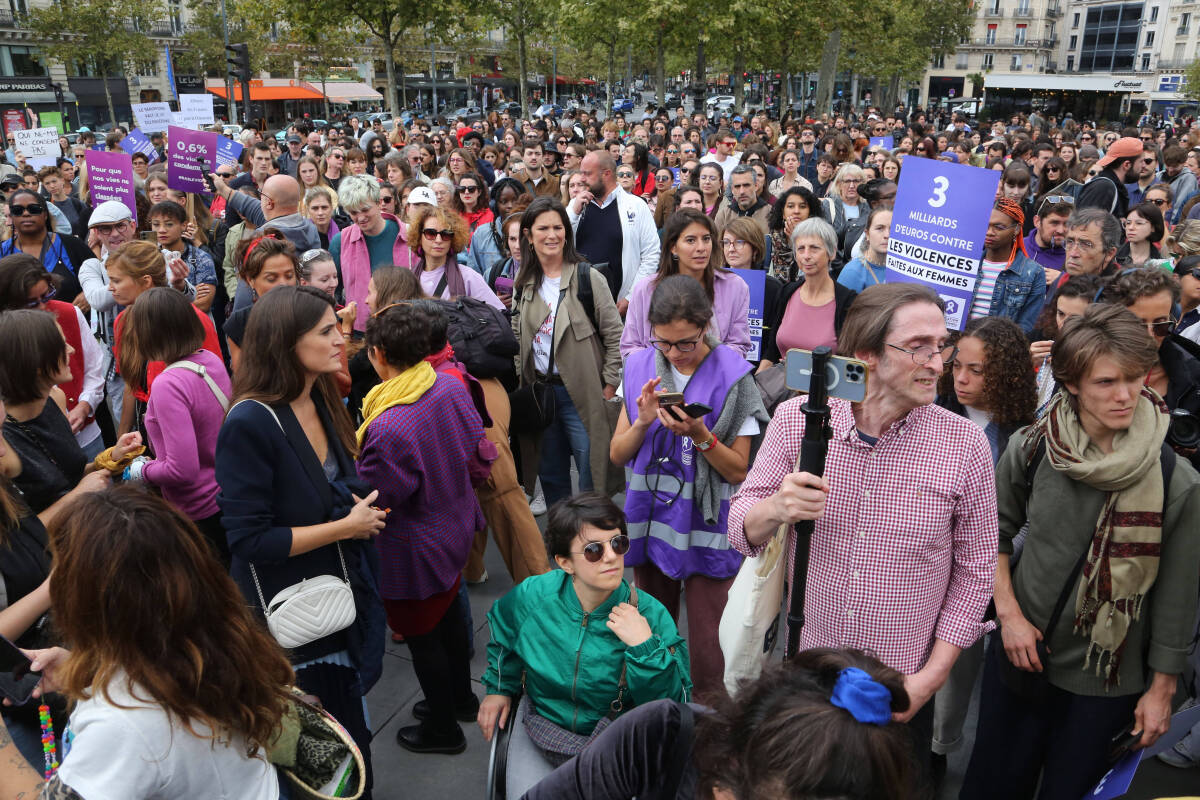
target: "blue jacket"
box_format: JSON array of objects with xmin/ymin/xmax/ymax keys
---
[{"xmin": 986, "ymin": 251, "xmax": 1046, "ymax": 335}]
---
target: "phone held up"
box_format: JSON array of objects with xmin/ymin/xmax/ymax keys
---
[
  {"xmin": 657, "ymin": 392, "xmax": 713, "ymax": 422},
  {"xmin": 784, "ymin": 348, "xmax": 869, "ymax": 403},
  {"xmin": 0, "ymin": 634, "xmax": 40, "ymax": 705}
]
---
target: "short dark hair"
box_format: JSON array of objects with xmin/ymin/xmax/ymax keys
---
[
  {"xmin": 1127, "ymin": 201, "xmax": 1166, "ymax": 244},
  {"xmin": 251, "ymin": 141, "xmax": 272, "ymax": 155},
  {"xmin": 543, "ymin": 491, "xmax": 627, "ymax": 560},
  {"xmin": 521, "ymin": 137, "xmax": 544, "ymax": 155},
  {"xmin": 148, "ymin": 200, "xmax": 186, "ymax": 223},
  {"xmin": 365, "ymin": 300, "xmax": 442, "ymax": 370},
  {"xmin": 0, "ymin": 309, "xmax": 68, "ymax": 403},
  {"xmin": 1053, "ymin": 303, "xmax": 1158, "ymax": 401},
  {"xmin": 0, "ymin": 253, "xmax": 56, "ymax": 311},
  {"xmin": 648, "ymin": 273, "xmax": 713, "ymax": 331}
]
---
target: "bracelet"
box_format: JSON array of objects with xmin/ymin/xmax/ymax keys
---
[{"xmin": 694, "ymin": 434, "xmax": 717, "ymax": 452}]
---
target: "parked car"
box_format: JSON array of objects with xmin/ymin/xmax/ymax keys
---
[
  {"xmin": 495, "ymin": 101, "xmax": 522, "ymax": 116},
  {"xmin": 367, "ymin": 112, "xmax": 395, "ymax": 131},
  {"xmin": 452, "ymin": 106, "xmax": 483, "ymax": 122},
  {"xmin": 611, "ymin": 97, "xmax": 635, "ymax": 112},
  {"xmin": 706, "ymin": 94, "xmax": 736, "ymax": 112},
  {"xmin": 533, "ymin": 103, "xmax": 563, "ymax": 119}
]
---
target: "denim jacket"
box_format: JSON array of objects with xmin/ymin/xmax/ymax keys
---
[{"xmin": 987, "ymin": 251, "xmax": 1046, "ymax": 335}]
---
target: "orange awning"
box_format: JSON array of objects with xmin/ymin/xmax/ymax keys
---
[{"xmin": 207, "ymin": 84, "xmax": 324, "ymax": 102}]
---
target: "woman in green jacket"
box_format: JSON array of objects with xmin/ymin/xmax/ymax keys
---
[{"xmin": 479, "ymin": 493, "xmax": 691, "ymax": 791}]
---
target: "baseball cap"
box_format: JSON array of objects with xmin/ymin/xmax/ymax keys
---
[
  {"xmin": 732, "ymin": 116, "xmax": 744, "ymax": 123},
  {"xmin": 1174, "ymin": 254, "xmax": 1200, "ymax": 276},
  {"xmin": 407, "ymin": 186, "xmax": 437, "ymax": 206},
  {"xmin": 1096, "ymin": 136, "xmax": 1143, "ymax": 168},
  {"xmin": 89, "ymin": 200, "xmax": 133, "ymax": 226},
  {"xmin": 76, "ymin": 126, "xmax": 91, "ymax": 133},
  {"xmin": 0, "ymin": 174, "xmax": 20, "ymax": 188},
  {"xmin": 286, "ymin": 135, "xmax": 302, "ymax": 144}
]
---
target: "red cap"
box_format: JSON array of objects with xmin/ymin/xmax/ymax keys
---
[{"xmin": 1096, "ymin": 137, "xmax": 1143, "ymax": 168}]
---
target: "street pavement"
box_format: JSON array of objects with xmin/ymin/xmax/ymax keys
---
[{"xmin": 366, "ymin": 532, "xmax": 1200, "ymax": 800}]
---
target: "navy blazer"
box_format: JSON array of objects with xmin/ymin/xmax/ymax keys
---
[{"xmin": 216, "ymin": 390, "xmax": 377, "ymax": 665}]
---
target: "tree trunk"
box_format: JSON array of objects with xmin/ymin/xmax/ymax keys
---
[
  {"xmin": 104, "ymin": 74, "xmax": 116, "ymax": 127},
  {"xmin": 606, "ymin": 43, "xmax": 615, "ymax": 117},
  {"xmin": 732, "ymin": 49, "xmax": 745, "ymax": 114},
  {"xmin": 692, "ymin": 37, "xmax": 705, "ymax": 115},
  {"xmin": 321, "ymin": 73, "xmax": 330, "ymax": 120},
  {"xmin": 401, "ymin": 60, "xmax": 408, "ymax": 109},
  {"xmin": 655, "ymin": 27, "xmax": 665, "ymax": 108},
  {"xmin": 382, "ymin": 28, "xmax": 399, "ymax": 118},
  {"xmin": 814, "ymin": 28, "xmax": 841, "ymax": 119},
  {"xmin": 518, "ymin": 30, "xmax": 528, "ymax": 118}
]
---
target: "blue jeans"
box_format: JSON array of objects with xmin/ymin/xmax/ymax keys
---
[{"xmin": 538, "ymin": 384, "xmax": 591, "ymax": 508}]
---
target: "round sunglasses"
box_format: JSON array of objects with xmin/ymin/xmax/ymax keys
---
[{"xmin": 573, "ymin": 534, "xmax": 631, "ymax": 562}]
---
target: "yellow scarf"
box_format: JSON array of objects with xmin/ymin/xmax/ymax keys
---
[{"xmin": 356, "ymin": 361, "xmax": 437, "ymax": 445}]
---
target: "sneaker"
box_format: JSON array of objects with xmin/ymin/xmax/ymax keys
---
[
  {"xmin": 529, "ymin": 482, "xmax": 547, "ymax": 515},
  {"xmin": 1157, "ymin": 735, "xmax": 1200, "ymax": 769},
  {"xmin": 466, "ymin": 569, "xmax": 488, "ymax": 585}
]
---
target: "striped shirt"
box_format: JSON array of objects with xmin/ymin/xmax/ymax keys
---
[
  {"xmin": 971, "ymin": 259, "xmax": 1007, "ymax": 320},
  {"xmin": 728, "ymin": 398, "xmax": 998, "ymax": 675}
]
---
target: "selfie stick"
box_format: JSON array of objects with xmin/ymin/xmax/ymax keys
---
[{"xmin": 784, "ymin": 346, "xmax": 833, "ymax": 661}]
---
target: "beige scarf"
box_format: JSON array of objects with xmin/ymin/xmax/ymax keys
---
[{"xmin": 1033, "ymin": 388, "xmax": 1170, "ymax": 686}]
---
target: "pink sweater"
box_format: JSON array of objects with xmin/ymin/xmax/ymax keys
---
[{"xmin": 142, "ymin": 349, "xmax": 232, "ymax": 520}]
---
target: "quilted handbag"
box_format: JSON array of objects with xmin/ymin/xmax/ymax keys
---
[{"xmin": 250, "ymin": 543, "xmax": 357, "ymax": 650}]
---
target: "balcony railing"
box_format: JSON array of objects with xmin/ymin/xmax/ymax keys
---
[
  {"xmin": 1014, "ymin": 7, "xmax": 1033, "ymax": 17},
  {"xmin": 970, "ymin": 36, "xmax": 1056, "ymax": 47},
  {"xmin": 984, "ymin": 7, "xmax": 1004, "ymax": 16},
  {"xmin": 1047, "ymin": 3, "xmax": 1062, "ymax": 18}
]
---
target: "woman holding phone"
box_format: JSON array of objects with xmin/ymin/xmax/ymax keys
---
[{"xmin": 609, "ymin": 275, "xmax": 767, "ymax": 699}]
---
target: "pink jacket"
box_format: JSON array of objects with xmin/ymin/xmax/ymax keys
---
[{"xmin": 340, "ymin": 211, "xmax": 414, "ymax": 332}]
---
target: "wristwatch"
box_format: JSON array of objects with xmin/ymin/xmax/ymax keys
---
[{"xmin": 694, "ymin": 434, "xmax": 717, "ymax": 452}]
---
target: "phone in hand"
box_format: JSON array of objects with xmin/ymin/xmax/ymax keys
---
[
  {"xmin": 681, "ymin": 402, "xmax": 712, "ymax": 418},
  {"xmin": 785, "ymin": 349, "xmax": 869, "ymax": 403},
  {"xmin": 657, "ymin": 392, "xmax": 684, "ymax": 407},
  {"xmin": 140, "ymin": 230, "xmax": 158, "ymax": 242},
  {"xmin": 0, "ymin": 635, "xmax": 40, "ymax": 705},
  {"xmin": 1107, "ymin": 721, "xmax": 1141, "ymax": 763}
]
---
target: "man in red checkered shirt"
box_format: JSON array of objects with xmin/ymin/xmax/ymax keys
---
[{"xmin": 729, "ymin": 283, "xmax": 998, "ymax": 783}]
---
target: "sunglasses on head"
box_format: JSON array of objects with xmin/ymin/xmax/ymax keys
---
[
  {"xmin": 574, "ymin": 534, "xmax": 630, "ymax": 562},
  {"xmin": 422, "ymin": 228, "xmax": 454, "ymax": 241},
  {"xmin": 24, "ymin": 286, "xmax": 56, "ymax": 307},
  {"xmin": 10, "ymin": 203, "xmax": 44, "ymax": 216}
]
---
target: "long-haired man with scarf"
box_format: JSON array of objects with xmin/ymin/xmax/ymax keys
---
[
  {"xmin": 971, "ymin": 197, "xmax": 1047, "ymax": 335},
  {"xmin": 961, "ymin": 303, "xmax": 1200, "ymax": 799}
]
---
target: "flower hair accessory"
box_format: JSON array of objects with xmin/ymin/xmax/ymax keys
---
[{"xmin": 829, "ymin": 667, "xmax": 892, "ymax": 726}]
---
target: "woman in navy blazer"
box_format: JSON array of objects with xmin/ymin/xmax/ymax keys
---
[{"xmin": 216, "ymin": 286, "xmax": 386, "ymax": 796}]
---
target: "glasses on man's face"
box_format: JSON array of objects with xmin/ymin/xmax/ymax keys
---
[
  {"xmin": 1082, "ymin": 134, "xmax": 1094, "ymax": 141},
  {"xmin": 92, "ymin": 221, "xmax": 130, "ymax": 235},
  {"xmin": 1143, "ymin": 317, "xmax": 1177, "ymax": 337},
  {"xmin": 572, "ymin": 534, "xmax": 630, "ymax": 562},
  {"xmin": 1141, "ymin": 135, "xmax": 1153, "ymax": 141},
  {"xmin": 24, "ymin": 286, "xmax": 56, "ymax": 308},
  {"xmin": 616, "ymin": 171, "xmax": 634, "ymax": 179},
  {"xmin": 666, "ymin": 149, "xmax": 678, "ymax": 155},
  {"xmin": 10, "ymin": 203, "xmax": 44, "ymax": 216},
  {"xmin": 1064, "ymin": 236, "xmax": 1099, "ymax": 252},
  {"xmin": 886, "ymin": 342, "xmax": 957, "ymax": 367},
  {"xmin": 680, "ymin": 167, "xmax": 692, "ymax": 175}
]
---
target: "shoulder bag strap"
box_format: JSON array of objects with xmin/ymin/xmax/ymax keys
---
[
  {"xmin": 434, "ymin": 273, "xmax": 449, "ymax": 299},
  {"xmin": 162, "ymin": 359, "xmax": 230, "ymax": 411},
  {"xmin": 662, "ymin": 703, "xmax": 695, "ymax": 800}
]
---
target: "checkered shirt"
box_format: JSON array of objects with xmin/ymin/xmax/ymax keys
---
[{"xmin": 728, "ymin": 398, "xmax": 998, "ymax": 675}]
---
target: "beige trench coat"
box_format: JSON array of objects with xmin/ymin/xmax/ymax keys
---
[{"xmin": 511, "ymin": 262, "xmax": 625, "ymax": 496}]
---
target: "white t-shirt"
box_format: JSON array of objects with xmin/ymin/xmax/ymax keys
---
[
  {"xmin": 963, "ymin": 404, "xmax": 991, "ymax": 431},
  {"xmin": 532, "ymin": 274, "xmax": 562, "ymax": 375},
  {"xmin": 58, "ymin": 679, "xmax": 280, "ymax": 800},
  {"xmin": 971, "ymin": 259, "xmax": 1006, "ymax": 320}
]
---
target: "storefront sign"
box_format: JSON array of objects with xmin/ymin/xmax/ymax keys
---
[
  {"xmin": 166, "ymin": 125, "xmax": 217, "ymax": 193},
  {"xmin": 86, "ymin": 150, "xmax": 137, "ymax": 221},
  {"xmin": 885, "ymin": 157, "xmax": 1000, "ymax": 330}
]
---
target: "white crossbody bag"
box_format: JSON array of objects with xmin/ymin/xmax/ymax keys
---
[{"xmin": 231, "ymin": 399, "xmax": 357, "ymax": 650}]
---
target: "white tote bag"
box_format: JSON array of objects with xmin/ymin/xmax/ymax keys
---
[{"xmin": 719, "ymin": 453, "xmax": 802, "ymax": 697}]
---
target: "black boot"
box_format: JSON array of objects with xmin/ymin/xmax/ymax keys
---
[{"xmin": 395, "ymin": 723, "xmax": 467, "ymax": 755}]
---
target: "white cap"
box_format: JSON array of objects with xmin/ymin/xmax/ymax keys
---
[
  {"xmin": 407, "ymin": 186, "xmax": 437, "ymax": 206},
  {"xmin": 89, "ymin": 200, "xmax": 133, "ymax": 226}
]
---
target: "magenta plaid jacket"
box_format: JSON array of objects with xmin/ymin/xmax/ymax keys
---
[{"xmin": 729, "ymin": 398, "xmax": 998, "ymax": 675}]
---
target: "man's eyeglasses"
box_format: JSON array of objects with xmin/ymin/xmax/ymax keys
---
[
  {"xmin": 91, "ymin": 221, "xmax": 130, "ymax": 235},
  {"xmin": 422, "ymin": 228, "xmax": 454, "ymax": 241},
  {"xmin": 1064, "ymin": 236, "xmax": 1099, "ymax": 252},
  {"xmin": 616, "ymin": 171, "xmax": 634, "ymax": 178},
  {"xmin": 572, "ymin": 534, "xmax": 630, "ymax": 562},
  {"xmin": 1144, "ymin": 318, "xmax": 1177, "ymax": 337},
  {"xmin": 666, "ymin": 149, "xmax": 678, "ymax": 154},
  {"xmin": 651, "ymin": 336, "xmax": 701, "ymax": 353},
  {"xmin": 886, "ymin": 342, "xmax": 957, "ymax": 367},
  {"xmin": 24, "ymin": 286, "xmax": 56, "ymax": 307},
  {"xmin": 9, "ymin": 203, "xmax": 44, "ymax": 216}
]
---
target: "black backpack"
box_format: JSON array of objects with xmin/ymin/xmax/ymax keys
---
[{"xmin": 431, "ymin": 296, "xmax": 519, "ymax": 381}]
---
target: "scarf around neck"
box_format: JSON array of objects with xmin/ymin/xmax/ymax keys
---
[
  {"xmin": 356, "ymin": 360, "xmax": 437, "ymax": 445},
  {"xmin": 1029, "ymin": 387, "xmax": 1170, "ymax": 685}
]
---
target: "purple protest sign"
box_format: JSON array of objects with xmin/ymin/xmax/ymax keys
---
[
  {"xmin": 86, "ymin": 151, "xmax": 137, "ymax": 221},
  {"xmin": 166, "ymin": 125, "xmax": 217, "ymax": 194},
  {"xmin": 215, "ymin": 136, "xmax": 243, "ymax": 169},
  {"xmin": 869, "ymin": 135, "xmax": 894, "ymax": 150},
  {"xmin": 884, "ymin": 157, "xmax": 1001, "ymax": 330},
  {"xmin": 119, "ymin": 128, "xmax": 159, "ymax": 164}
]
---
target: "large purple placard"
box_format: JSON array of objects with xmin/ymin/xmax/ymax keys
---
[
  {"xmin": 166, "ymin": 125, "xmax": 217, "ymax": 194},
  {"xmin": 86, "ymin": 151, "xmax": 137, "ymax": 221}
]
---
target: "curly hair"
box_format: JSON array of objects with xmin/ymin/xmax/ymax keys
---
[
  {"xmin": 937, "ymin": 316, "xmax": 1037, "ymax": 428},
  {"xmin": 768, "ymin": 186, "xmax": 822, "ymax": 233},
  {"xmin": 1107, "ymin": 265, "xmax": 1180, "ymax": 306},
  {"xmin": 408, "ymin": 204, "xmax": 471, "ymax": 255}
]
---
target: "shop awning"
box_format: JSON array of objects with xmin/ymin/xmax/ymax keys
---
[
  {"xmin": 206, "ymin": 79, "xmax": 324, "ymax": 102},
  {"xmin": 985, "ymin": 73, "xmax": 1148, "ymax": 93},
  {"xmin": 318, "ymin": 81, "xmax": 382, "ymax": 103}
]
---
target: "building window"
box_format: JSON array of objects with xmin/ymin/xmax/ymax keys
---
[
  {"xmin": 1141, "ymin": 53, "xmax": 1151, "ymax": 70},
  {"xmin": 0, "ymin": 45, "xmax": 44, "ymax": 76},
  {"xmin": 1011, "ymin": 54, "xmax": 1022, "ymax": 70},
  {"xmin": 1080, "ymin": 3, "xmax": 1144, "ymax": 71},
  {"xmin": 956, "ymin": 52, "xmax": 970, "ymax": 69},
  {"xmin": 1180, "ymin": 12, "xmax": 1191, "ymax": 34},
  {"xmin": 1017, "ymin": 0, "xmax": 1030, "ymax": 13},
  {"xmin": 8, "ymin": 0, "xmax": 26, "ymax": 16},
  {"xmin": 1073, "ymin": 11, "xmax": 1080, "ymax": 27},
  {"xmin": 1015, "ymin": 24, "xmax": 1027, "ymax": 44},
  {"xmin": 983, "ymin": 53, "xmax": 995, "ymax": 68},
  {"xmin": 988, "ymin": 0, "xmax": 1000, "ymax": 13},
  {"xmin": 1067, "ymin": 54, "xmax": 1074, "ymax": 70},
  {"xmin": 1070, "ymin": 34, "xmax": 1078, "ymax": 48},
  {"xmin": 135, "ymin": 59, "xmax": 156, "ymax": 77},
  {"xmin": 932, "ymin": 53, "xmax": 945, "ymax": 68},
  {"xmin": 986, "ymin": 24, "xmax": 998, "ymax": 43},
  {"xmin": 1150, "ymin": 5, "xmax": 1158, "ymax": 20},
  {"xmin": 168, "ymin": 0, "xmax": 182, "ymax": 34},
  {"xmin": 1146, "ymin": 31, "xmax": 1154, "ymax": 46}
]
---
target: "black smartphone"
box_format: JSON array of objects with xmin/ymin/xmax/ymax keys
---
[
  {"xmin": 196, "ymin": 157, "xmax": 215, "ymax": 193},
  {"xmin": 681, "ymin": 402, "xmax": 712, "ymax": 418},
  {"xmin": 0, "ymin": 635, "xmax": 40, "ymax": 705},
  {"xmin": 1107, "ymin": 721, "xmax": 1140, "ymax": 763}
]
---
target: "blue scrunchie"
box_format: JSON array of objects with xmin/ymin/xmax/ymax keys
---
[{"xmin": 829, "ymin": 667, "xmax": 892, "ymax": 726}]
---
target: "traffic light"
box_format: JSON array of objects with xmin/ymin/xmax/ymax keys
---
[{"xmin": 226, "ymin": 43, "xmax": 250, "ymax": 88}]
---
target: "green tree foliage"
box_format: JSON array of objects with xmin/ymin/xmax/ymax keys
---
[{"xmin": 26, "ymin": 0, "xmax": 161, "ymax": 125}]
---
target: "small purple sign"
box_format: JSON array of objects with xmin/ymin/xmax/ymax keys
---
[
  {"xmin": 119, "ymin": 128, "xmax": 159, "ymax": 164},
  {"xmin": 215, "ymin": 136, "xmax": 243, "ymax": 169},
  {"xmin": 86, "ymin": 151, "xmax": 137, "ymax": 222},
  {"xmin": 166, "ymin": 125, "xmax": 217, "ymax": 194},
  {"xmin": 869, "ymin": 135, "xmax": 894, "ymax": 150}
]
